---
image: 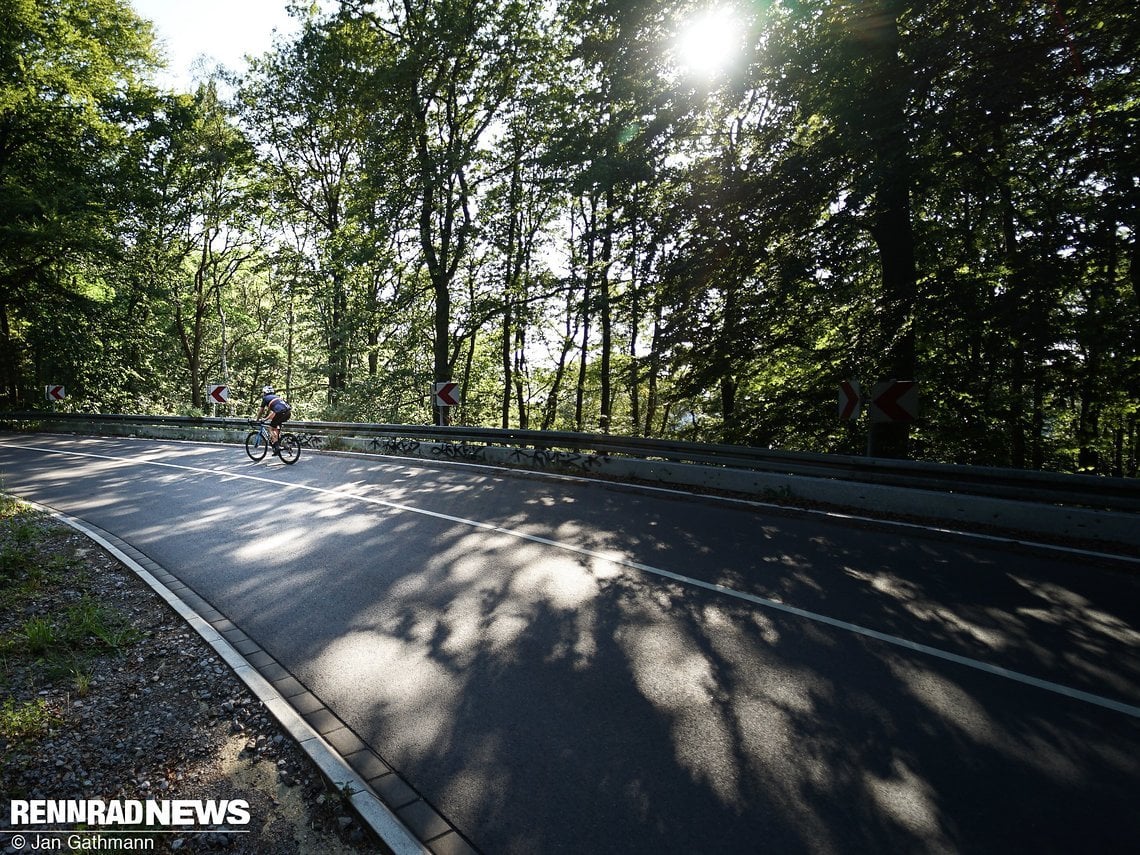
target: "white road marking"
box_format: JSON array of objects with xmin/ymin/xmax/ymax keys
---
[
  {"xmin": 5, "ymin": 439, "xmax": 1140, "ymax": 720},
  {"xmin": 317, "ymin": 443, "xmax": 1140, "ymax": 568}
]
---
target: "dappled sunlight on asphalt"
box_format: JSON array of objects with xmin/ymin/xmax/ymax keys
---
[
  {"xmin": 313, "ymin": 629, "xmax": 461, "ymax": 760},
  {"xmin": 384, "ymin": 534, "xmax": 610, "ymax": 671},
  {"xmin": 617, "ymin": 596, "xmax": 742, "ymax": 807},
  {"xmin": 864, "ymin": 759, "xmax": 953, "ymax": 852},
  {"xmin": 505, "ymin": 548, "xmax": 601, "ymax": 609},
  {"xmin": 614, "ymin": 594, "xmax": 841, "ymax": 814},
  {"xmin": 4, "ymin": 434, "xmax": 1139, "ymax": 853},
  {"xmin": 884, "ymin": 658, "xmax": 1004, "ymax": 751},
  {"xmin": 244, "ymin": 469, "xmax": 1140, "ymax": 852},
  {"xmin": 1010, "ymin": 575, "xmax": 1140, "ymax": 647},
  {"xmin": 845, "ymin": 566, "xmax": 1011, "ymax": 650},
  {"xmin": 833, "ymin": 554, "xmax": 1140, "ymax": 707},
  {"xmin": 305, "ymin": 516, "xmax": 861, "ymax": 842},
  {"xmin": 231, "ymin": 525, "xmax": 313, "ymax": 564}
]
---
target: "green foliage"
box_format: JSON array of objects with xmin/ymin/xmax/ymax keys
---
[
  {"xmin": 0, "ymin": 697, "xmax": 61, "ymax": 742},
  {"xmin": 21, "ymin": 616, "xmax": 57, "ymax": 655},
  {"xmin": 0, "ymin": 0, "xmax": 159, "ymax": 406},
  {"xmin": 318, "ymin": 373, "xmax": 431, "ymax": 425},
  {"xmin": 0, "ymin": 0, "xmax": 1135, "ymax": 474},
  {"xmin": 0, "ymin": 511, "xmax": 46, "ymax": 586},
  {"xmin": 59, "ymin": 598, "xmax": 141, "ymax": 651}
]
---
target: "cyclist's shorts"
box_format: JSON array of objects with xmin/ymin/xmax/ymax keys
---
[{"xmin": 270, "ymin": 410, "xmax": 291, "ymax": 428}]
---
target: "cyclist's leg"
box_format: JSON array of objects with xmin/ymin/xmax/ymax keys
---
[
  {"xmin": 275, "ymin": 411, "xmax": 291, "ymax": 445},
  {"xmin": 277, "ymin": 433, "xmax": 301, "ymax": 464},
  {"xmin": 269, "ymin": 412, "xmax": 285, "ymax": 445}
]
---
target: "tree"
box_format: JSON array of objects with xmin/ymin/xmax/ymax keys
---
[
  {"xmin": 343, "ymin": 0, "xmax": 543, "ymax": 422},
  {"xmin": 240, "ymin": 12, "xmax": 390, "ymax": 404},
  {"xmin": 0, "ymin": 0, "xmax": 157, "ymax": 405},
  {"xmin": 5, "ymin": 0, "xmax": 1134, "ymax": 476},
  {"xmin": 765, "ymin": 0, "xmax": 920, "ymax": 457},
  {"xmin": 123, "ymin": 83, "xmax": 263, "ymax": 409}
]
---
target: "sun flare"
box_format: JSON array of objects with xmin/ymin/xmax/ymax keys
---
[{"xmin": 674, "ymin": 7, "xmax": 741, "ymax": 80}]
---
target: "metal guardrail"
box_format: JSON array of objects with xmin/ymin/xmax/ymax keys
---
[{"xmin": 2, "ymin": 411, "xmax": 1138, "ymax": 513}]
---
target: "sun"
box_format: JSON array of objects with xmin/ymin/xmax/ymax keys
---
[{"xmin": 673, "ymin": 7, "xmax": 741, "ymax": 80}]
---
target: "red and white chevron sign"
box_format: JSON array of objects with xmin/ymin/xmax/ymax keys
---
[
  {"xmin": 838, "ymin": 380, "xmax": 862, "ymax": 420},
  {"xmin": 45, "ymin": 385, "xmax": 66, "ymax": 402},
  {"xmin": 433, "ymin": 382, "xmax": 461, "ymax": 407},
  {"xmin": 869, "ymin": 380, "xmax": 919, "ymax": 423},
  {"xmin": 207, "ymin": 385, "xmax": 229, "ymax": 404}
]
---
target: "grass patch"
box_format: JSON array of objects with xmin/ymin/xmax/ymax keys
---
[
  {"xmin": 11, "ymin": 598, "xmax": 140, "ymax": 660},
  {"xmin": 0, "ymin": 543, "xmax": 37, "ymax": 582},
  {"xmin": 0, "ymin": 696, "xmax": 61, "ymax": 741},
  {"xmin": 0, "ymin": 502, "xmax": 60, "ymax": 590},
  {"xmin": 6, "ymin": 515, "xmax": 44, "ymax": 548},
  {"xmin": 22, "ymin": 616, "xmax": 58, "ymax": 655},
  {"xmin": 0, "ymin": 492, "xmax": 140, "ymax": 682},
  {"xmin": 0, "ymin": 492, "xmax": 21, "ymax": 517},
  {"xmin": 0, "ymin": 496, "xmax": 84, "ymax": 596},
  {"xmin": 61, "ymin": 597, "xmax": 141, "ymax": 651}
]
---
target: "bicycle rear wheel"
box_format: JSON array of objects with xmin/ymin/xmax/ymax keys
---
[
  {"xmin": 277, "ymin": 433, "xmax": 301, "ymax": 465},
  {"xmin": 245, "ymin": 430, "xmax": 268, "ymax": 461}
]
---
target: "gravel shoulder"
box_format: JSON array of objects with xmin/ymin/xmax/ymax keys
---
[{"xmin": 0, "ymin": 497, "xmax": 385, "ymax": 854}]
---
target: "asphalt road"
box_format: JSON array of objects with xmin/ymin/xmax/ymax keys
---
[{"xmin": 2, "ymin": 433, "xmax": 1139, "ymax": 854}]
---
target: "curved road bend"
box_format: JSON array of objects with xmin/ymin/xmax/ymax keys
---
[{"xmin": 1, "ymin": 434, "xmax": 1139, "ymax": 854}]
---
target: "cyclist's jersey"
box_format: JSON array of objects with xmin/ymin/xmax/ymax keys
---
[{"xmin": 262, "ymin": 393, "xmax": 291, "ymax": 414}]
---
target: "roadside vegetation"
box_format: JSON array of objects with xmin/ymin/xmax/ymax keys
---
[
  {"xmin": 0, "ymin": 496, "xmax": 124, "ymax": 748},
  {"xmin": 0, "ymin": 495, "xmax": 377, "ymax": 853},
  {"xmin": 2, "ymin": 1, "xmax": 1136, "ymax": 472}
]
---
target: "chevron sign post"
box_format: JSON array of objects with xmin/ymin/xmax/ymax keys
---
[
  {"xmin": 869, "ymin": 380, "xmax": 919, "ymax": 423},
  {"xmin": 45, "ymin": 385, "xmax": 66, "ymax": 402},
  {"xmin": 432, "ymin": 381, "xmax": 461, "ymax": 426}
]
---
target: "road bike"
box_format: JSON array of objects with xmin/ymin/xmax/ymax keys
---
[{"xmin": 245, "ymin": 419, "xmax": 301, "ymax": 465}]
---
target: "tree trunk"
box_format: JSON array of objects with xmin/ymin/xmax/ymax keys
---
[
  {"xmin": 598, "ymin": 189, "xmax": 614, "ymax": 433},
  {"xmin": 432, "ymin": 275, "xmax": 452, "ymax": 425},
  {"xmin": 285, "ymin": 288, "xmax": 295, "ymax": 400},
  {"xmin": 501, "ymin": 297, "xmax": 512, "ymax": 429},
  {"xmin": 514, "ymin": 324, "xmax": 528, "ymax": 429},
  {"xmin": 575, "ymin": 196, "xmax": 596, "ymax": 432},
  {"xmin": 328, "ymin": 274, "xmax": 348, "ymax": 402},
  {"xmin": 998, "ymin": 176, "xmax": 1028, "ymax": 468},
  {"xmin": 861, "ymin": 0, "xmax": 918, "ymax": 459},
  {"xmin": 542, "ymin": 268, "xmax": 577, "ymax": 432},
  {"xmin": 643, "ymin": 299, "xmax": 663, "ymax": 438},
  {"xmin": 627, "ymin": 186, "xmax": 642, "ymax": 436},
  {"xmin": 0, "ymin": 300, "xmax": 16, "ymax": 406}
]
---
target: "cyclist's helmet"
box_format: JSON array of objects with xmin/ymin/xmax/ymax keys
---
[{"xmin": 262, "ymin": 385, "xmax": 275, "ymax": 395}]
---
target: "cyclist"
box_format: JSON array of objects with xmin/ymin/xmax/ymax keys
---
[{"xmin": 256, "ymin": 386, "xmax": 292, "ymax": 452}]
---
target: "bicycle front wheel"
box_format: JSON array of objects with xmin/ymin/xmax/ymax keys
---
[
  {"xmin": 277, "ymin": 433, "xmax": 301, "ymax": 465},
  {"xmin": 245, "ymin": 430, "xmax": 268, "ymax": 461}
]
